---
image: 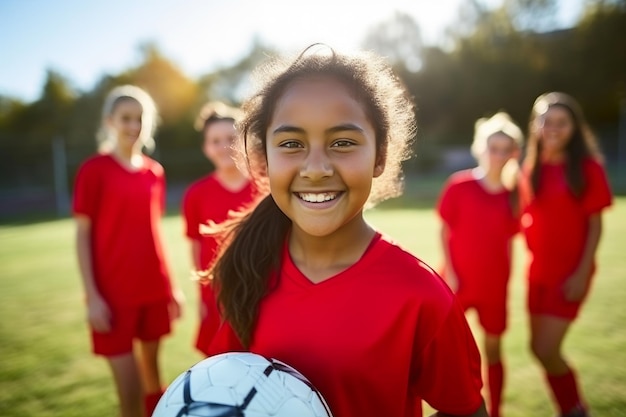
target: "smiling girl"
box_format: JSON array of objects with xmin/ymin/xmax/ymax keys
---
[
  {"xmin": 73, "ymin": 85, "xmax": 184, "ymax": 417},
  {"xmin": 519, "ymin": 92, "xmax": 613, "ymax": 417},
  {"xmin": 437, "ymin": 112, "xmax": 523, "ymax": 417},
  {"xmin": 201, "ymin": 45, "xmax": 488, "ymax": 417}
]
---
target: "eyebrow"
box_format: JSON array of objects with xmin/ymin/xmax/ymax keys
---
[{"xmin": 271, "ymin": 123, "xmax": 365, "ymax": 135}]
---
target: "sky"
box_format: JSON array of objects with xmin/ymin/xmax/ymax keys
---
[{"xmin": 0, "ymin": 0, "xmax": 584, "ymax": 103}]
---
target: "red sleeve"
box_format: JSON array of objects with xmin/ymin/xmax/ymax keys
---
[
  {"xmin": 72, "ymin": 159, "xmax": 99, "ymax": 218},
  {"xmin": 182, "ymin": 184, "xmax": 201, "ymax": 239},
  {"xmin": 157, "ymin": 165, "xmax": 166, "ymax": 216},
  {"xmin": 582, "ymin": 159, "xmax": 613, "ymax": 215},
  {"xmin": 416, "ymin": 298, "xmax": 484, "ymax": 415},
  {"xmin": 436, "ymin": 178, "xmax": 456, "ymax": 226}
]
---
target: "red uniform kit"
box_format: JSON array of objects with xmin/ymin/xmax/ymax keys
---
[
  {"xmin": 182, "ymin": 174, "xmax": 255, "ymax": 269},
  {"xmin": 182, "ymin": 174, "xmax": 255, "ymax": 354},
  {"xmin": 437, "ymin": 170, "xmax": 519, "ymax": 334},
  {"xmin": 208, "ymin": 234, "xmax": 484, "ymax": 417},
  {"xmin": 73, "ymin": 154, "xmax": 172, "ymax": 306},
  {"xmin": 73, "ymin": 154, "xmax": 173, "ymax": 354},
  {"xmin": 519, "ymin": 158, "xmax": 613, "ymax": 318}
]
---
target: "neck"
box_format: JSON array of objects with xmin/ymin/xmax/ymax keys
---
[
  {"xmin": 473, "ymin": 167, "xmax": 504, "ymax": 192},
  {"xmin": 112, "ymin": 146, "xmax": 143, "ymax": 169},
  {"xmin": 215, "ymin": 168, "xmax": 249, "ymax": 192},
  {"xmin": 288, "ymin": 216, "xmax": 375, "ymax": 283},
  {"xmin": 542, "ymin": 150, "xmax": 566, "ymax": 164}
]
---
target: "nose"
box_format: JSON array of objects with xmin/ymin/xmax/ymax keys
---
[{"xmin": 300, "ymin": 146, "xmax": 333, "ymax": 180}]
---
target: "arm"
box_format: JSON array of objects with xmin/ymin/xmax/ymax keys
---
[
  {"xmin": 440, "ymin": 223, "xmax": 459, "ymax": 293},
  {"xmin": 429, "ymin": 401, "xmax": 488, "ymax": 417},
  {"xmin": 563, "ymin": 213, "xmax": 602, "ymax": 301},
  {"xmin": 75, "ymin": 214, "xmax": 111, "ymax": 333},
  {"xmin": 189, "ymin": 239, "xmax": 203, "ymax": 271},
  {"xmin": 160, "ymin": 222, "xmax": 185, "ymax": 320}
]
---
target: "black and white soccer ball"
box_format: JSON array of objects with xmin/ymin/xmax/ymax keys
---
[{"xmin": 152, "ymin": 352, "xmax": 333, "ymax": 417}]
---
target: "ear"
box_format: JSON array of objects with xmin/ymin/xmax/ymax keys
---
[{"xmin": 373, "ymin": 152, "xmax": 386, "ymax": 178}]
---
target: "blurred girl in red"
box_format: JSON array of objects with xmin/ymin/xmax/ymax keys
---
[
  {"xmin": 181, "ymin": 101, "xmax": 256, "ymax": 356},
  {"xmin": 437, "ymin": 111, "xmax": 523, "ymax": 417},
  {"xmin": 73, "ymin": 85, "xmax": 184, "ymax": 417},
  {"xmin": 519, "ymin": 92, "xmax": 613, "ymax": 417}
]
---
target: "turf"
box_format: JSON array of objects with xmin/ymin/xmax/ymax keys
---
[{"xmin": 0, "ymin": 197, "xmax": 624, "ymax": 416}]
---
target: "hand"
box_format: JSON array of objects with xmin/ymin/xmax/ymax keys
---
[
  {"xmin": 169, "ymin": 288, "xmax": 186, "ymax": 320},
  {"xmin": 86, "ymin": 294, "xmax": 112, "ymax": 333},
  {"xmin": 562, "ymin": 270, "xmax": 589, "ymax": 302}
]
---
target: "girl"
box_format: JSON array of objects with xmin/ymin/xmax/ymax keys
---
[
  {"xmin": 202, "ymin": 45, "xmax": 488, "ymax": 417},
  {"xmin": 437, "ymin": 112, "xmax": 523, "ymax": 417},
  {"xmin": 73, "ymin": 85, "xmax": 184, "ymax": 417},
  {"xmin": 181, "ymin": 101, "xmax": 257, "ymax": 356},
  {"xmin": 519, "ymin": 92, "xmax": 613, "ymax": 417}
]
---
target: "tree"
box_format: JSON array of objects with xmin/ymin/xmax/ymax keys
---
[{"xmin": 361, "ymin": 11, "xmax": 423, "ymax": 73}]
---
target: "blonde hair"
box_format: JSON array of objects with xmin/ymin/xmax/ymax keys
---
[
  {"xmin": 472, "ymin": 111, "xmax": 524, "ymax": 190},
  {"xmin": 96, "ymin": 85, "xmax": 159, "ymax": 153}
]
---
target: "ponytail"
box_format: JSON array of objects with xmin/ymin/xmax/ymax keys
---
[{"xmin": 211, "ymin": 195, "xmax": 291, "ymax": 347}]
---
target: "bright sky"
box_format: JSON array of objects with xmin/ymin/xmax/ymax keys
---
[{"xmin": 0, "ymin": 0, "xmax": 583, "ymax": 102}]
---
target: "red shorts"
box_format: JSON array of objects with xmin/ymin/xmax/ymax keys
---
[
  {"xmin": 456, "ymin": 289, "xmax": 507, "ymax": 336},
  {"xmin": 91, "ymin": 300, "xmax": 171, "ymax": 357},
  {"xmin": 527, "ymin": 279, "xmax": 591, "ymax": 320}
]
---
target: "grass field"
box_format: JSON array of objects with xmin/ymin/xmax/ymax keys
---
[{"xmin": 0, "ymin": 196, "xmax": 625, "ymax": 417}]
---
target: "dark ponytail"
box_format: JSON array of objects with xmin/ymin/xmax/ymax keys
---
[{"xmin": 211, "ymin": 195, "xmax": 290, "ymax": 347}]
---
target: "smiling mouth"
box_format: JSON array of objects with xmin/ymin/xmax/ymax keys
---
[{"xmin": 297, "ymin": 192, "xmax": 340, "ymax": 203}]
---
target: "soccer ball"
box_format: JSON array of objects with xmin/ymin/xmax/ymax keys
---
[{"xmin": 152, "ymin": 352, "xmax": 333, "ymax": 417}]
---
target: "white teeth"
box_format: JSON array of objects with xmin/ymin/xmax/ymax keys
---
[{"xmin": 298, "ymin": 193, "xmax": 338, "ymax": 203}]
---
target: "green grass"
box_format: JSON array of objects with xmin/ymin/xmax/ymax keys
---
[{"xmin": 1, "ymin": 197, "xmax": 625, "ymax": 417}]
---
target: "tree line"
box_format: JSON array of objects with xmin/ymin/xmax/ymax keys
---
[{"xmin": 1, "ymin": 0, "xmax": 624, "ymax": 191}]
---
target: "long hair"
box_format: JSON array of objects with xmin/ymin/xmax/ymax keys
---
[
  {"xmin": 96, "ymin": 85, "xmax": 159, "ymax": 154},
  {"xmin": 525, "ymin": 92, "xmax": 602, "ymax": 197},
  {"xmin": 209, "ymin": 44, "xmax": 416, "ymax": 347}
]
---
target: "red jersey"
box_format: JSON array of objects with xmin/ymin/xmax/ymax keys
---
[
  {"xmin": 437, "ymin": 170, "xmax": 518, "ymax": 296},
  {"xmin": 182, "ymin": 174, "xmax": 255, "ymax": 272},
  {"xmin": 519, "ymin": 158, "xmax": 612, "ymax": 285},
  {"xmin": 207, "ymin": 233, "xmax": 484, "ymax": 417},
  {"xmin": 72, "ymin": 154, "xmax": 172, "ymax": 307}
]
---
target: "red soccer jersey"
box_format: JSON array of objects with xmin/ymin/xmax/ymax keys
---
[
  {"xmin": 519, "ymin": 158, "xmax": 613, "ymax": 285},
  {"xmin": 437, "ymin": 170, "xmax": 519, "ymax": 297},
  {"xmin": 182, "ymin": 174, "xmax": 256, "ymax": 272},
  {"xmin": 72, "ymin": 154, "xmax": 172, "ymax": 307},
  {"xmin": 182, "ymin": 174, "xmax": 256, "ymax": 354},
  {"xmin": 207, "ymin": 233, "xmax": 484, "ymax": 417}
]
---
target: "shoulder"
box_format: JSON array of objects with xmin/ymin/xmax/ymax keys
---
[
  {"xmin": 80, "ymin": 153, "xmax": 110, "ymax": 168},
  {"xmin": 184, "ymin": 174, "xmax": 217, "ymax": 196},
  {"xmin": 582, "ymin": 156, "xmax": 606, "ymax": 173},
  {"xmin": 141, "ymin": 156, "xmax": 166, "ymax": 178},
  {"xmin": 443, "ymin": 169, "xmax": 477, "ymax": 191},
  {"xmin": 76, "ymin": 154, "xmax": 112, "ymax": 176},
  {"xmin": 373, "ymin": 235, "xmax": 453, "ymax": 303}
]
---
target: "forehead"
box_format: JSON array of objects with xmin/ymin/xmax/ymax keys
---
[
  {"xmin": 112, "ymin": 97, "xmax": 142, "ymax": 114},
  {"xmin": 542, "ymin": 105, "xmax": 571, "ymax": 120},
  {"xmin": 487, "ymin": 132, "xmax": 516, "ymax": 146},
  {"xmin": 272, "ymin": 77, "xmax": 366, "ymax": 124},
  {"xmin": 205, "ymin": 119, "xmax": 235, "ymax": 134}
]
